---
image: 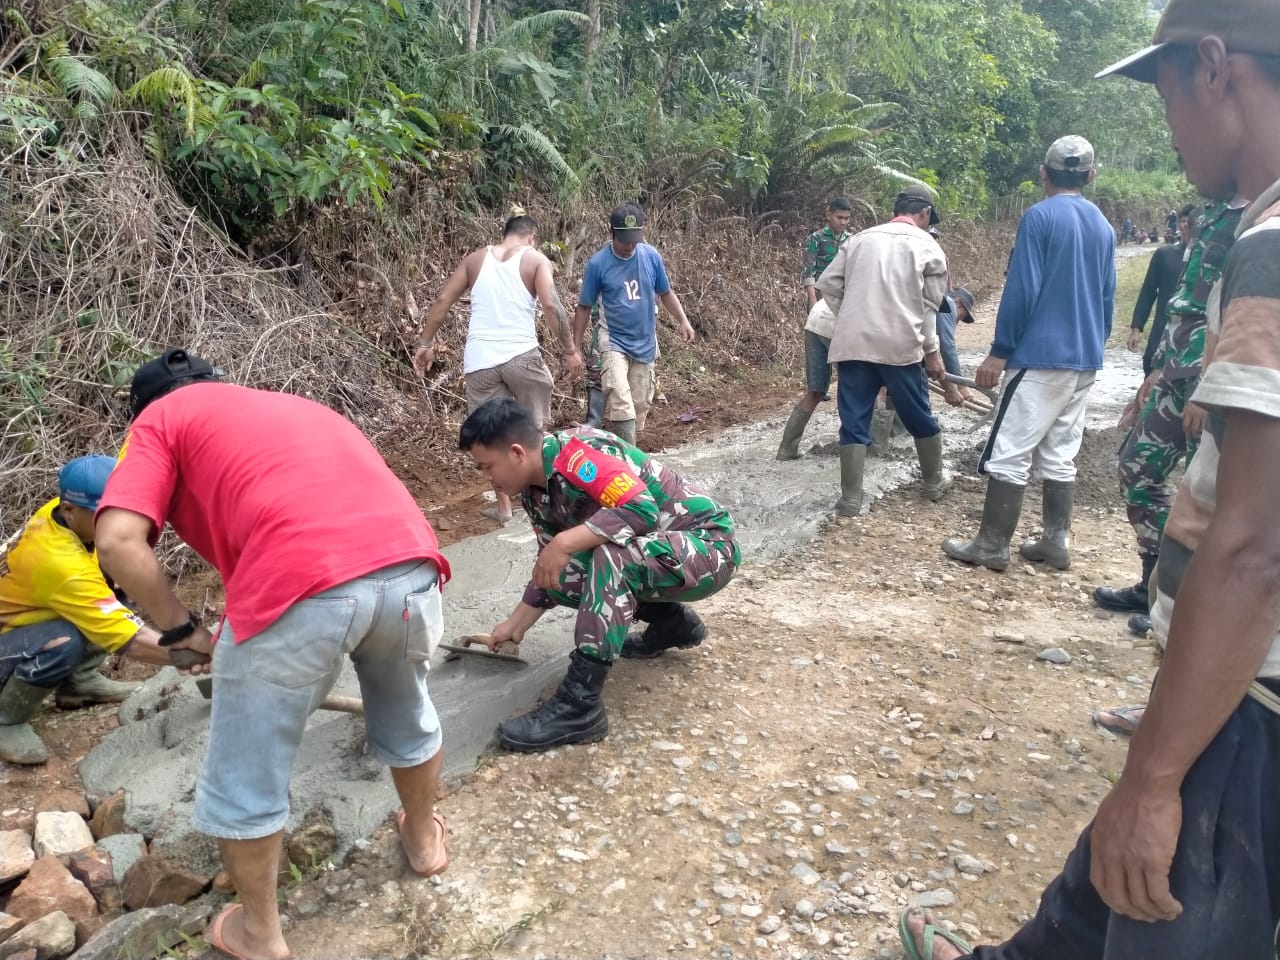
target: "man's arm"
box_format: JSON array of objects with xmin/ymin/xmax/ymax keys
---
[
  {"xmin": 532, "ymin": 257, "xmax": 583, "ymax": 379},
  {"xmin": 989, "ymin": 216, "xmax": 1041, "ymax": 363},
  {"xmin": 1130, "ymin": 252, "xmax": 1163, "ymax": 339},
  {"xmin": 413, "ymin": 256, "xmax": 475, "ymax": 376},
  {"xmin": 801, "ymin": 232, "xmax": 820, "ymax": 306},
  {"xmin": 658, "ymin": 290, "xmax": 695, "ymax": 342},
  {"xmin": 815, "ymin": 244, "xmax": 849, "ymax": 315}
]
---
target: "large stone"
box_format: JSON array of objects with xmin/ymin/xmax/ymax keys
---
[
  {"xmin": 0, "ymin": 915, "xmax": 23, "ymax": 945},
  {"xmin": 94, "ymin": 835, "xmax": 146, "ymax": 887},
  {"xmin": 5, "ymin": 857, "xmax": 96, "ymax": 927},
  {"xmin": 120, "ymin": 855, "xmax": 206, "ymax": 909},
  {"xmin": 87, "ymin": 792, "xmax": 127, "ymax": 841},
  {"xmin": 71, "ymin": 904, "xmax": 208, "ymax": 960},
  {"xmin": 286, "ymin": 819, "xmax": 337, "ymax": 870},
  {"xmin": 0, "ymin": 832, "xmax": 34, "ymax": 883},
  {"xmin": 32, "ymin": 813, "xmax": 93, "ymax": 859},
  {"xmin": 34, "ymin": 791, "xmax": 89, "ymax": 820},
  {"xmin": 63, "ymin": 849, "xmax": 116, "ymax": 909},
  {"xmin": 0, "ymin": 911, "xmax": 75, "ymax": 960}
]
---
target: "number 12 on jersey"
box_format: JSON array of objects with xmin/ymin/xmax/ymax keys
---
[{"xmin": 623, "ymin": 279, "xmax": 641, "ymax": 301}]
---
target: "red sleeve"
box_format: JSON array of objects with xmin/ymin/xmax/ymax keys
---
[
  {"xmin": 553, "ymin": 437, "xmax": 644, "ymax": 508},
  {"xmin": 96, "ymin": 418, "xmax": 178, "ymax": 544}
]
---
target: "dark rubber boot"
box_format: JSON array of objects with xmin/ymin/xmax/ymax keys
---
[
  {"xmin": 54, "ymin": 649, "xmax": 139, "ymax": 709},
  {"xmin": 834, "ymin": 444, "xmax": 867, "ymax": 516},
  {"xmin": 914, "ymin": 434, "xmax": 951, "ymax": 501},
  {"xmin": 606, "ymin": 419, "xmax": 636, "ymax": 445},
  {"xmin": 1128, "ymin": 614, "xmax": 1152, "ymax": 637},
  {"xmin": 620, "ymin": 603, "xmax": 707, "ymax": 659},
  {"xmin": 1094, "ymin": 553, "xmax": 1158, "ymax": 613},
  {"xmin": 1020, "ymin": 480, "xmax": 1075, "ymax": 570},
  {"xmin": 586, "ymin": 387, "xmax": 606, "ymax": 428},
  {"xmin": 496, "ymin": 650, "xmax": 610, "ymax": 752},
  {"xmin": 0, "ymin": 677, "xmax": 53, "ymax": 765},
  {"xmin": 942, "ymin": 479, "xmax": 1026, "ymax": 572},
  {"xmin": 776, "ymin": 405, "xmax": 813, "ymax": 461}
]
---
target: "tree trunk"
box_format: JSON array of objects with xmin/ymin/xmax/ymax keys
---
[
  {"xmin": 582, "ymin": 0, "xmax": 600, "ymax": 103},
  {"xmin": 466, "ymin": 0, "xmax": 482, "ymax": 52}
]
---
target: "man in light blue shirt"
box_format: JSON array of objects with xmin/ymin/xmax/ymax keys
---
[
  {"xmin": 944, "ymin": 135, "xmax": 1115, "ymax": 573},
  {"xmin": 574, "ymin": 204, "xmax": 695, "ymax": 445}
]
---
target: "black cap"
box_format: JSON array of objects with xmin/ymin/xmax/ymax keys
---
[
  {"xmin": 950, "ymin": 286, "xmax": 976, "ymax": 320},
  {"xmin": 129, "ymin": 348, "xmax": 221, "ymax": 418},
  {"xmin": 896, "ymin": 184, "xmax": 940, "ymax": 226},
  {"xmin": 609, "ymin": 203, "xmax": 645, "ymax": 242}
]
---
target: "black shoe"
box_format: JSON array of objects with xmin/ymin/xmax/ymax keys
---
[
  {"xmin": 1094, "ymin": 553, "xmax": 1158, "ymax": 613},
  {"xmin": 619, "ymin": 603, "xmax": 707, "ymax": 660},
  {"xmin": 496, "ymin": 650, "xmax": 609, "ymax": 752},
  {"xmin": 1128, "ymin": 614, "xmax": 1151, "ymax": 637}
]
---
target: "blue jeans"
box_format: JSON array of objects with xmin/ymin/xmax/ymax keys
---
[
  {"xmin": 965, "ymin": 681, "xmax": 1280, "ymax": 959},
  {"xmin": 836, "ymin": 360, "xmax": 940, "ymax": 445},
  {"xmin": 193, "ymin": 560, "xmax": 444, "ymax": 840},
  {"xmin": 0, "ymin": 620, "xmax": 90, "ymax": 688}
]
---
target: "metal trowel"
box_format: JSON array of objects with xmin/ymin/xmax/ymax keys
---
[{"xmin": 438, "ymin": 634, "xmax": 527, "ymax": 664}]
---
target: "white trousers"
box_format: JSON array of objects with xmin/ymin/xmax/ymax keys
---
[{"xmin": 980, "ymin": 368, "xmax": 1096, "ymax": 485}]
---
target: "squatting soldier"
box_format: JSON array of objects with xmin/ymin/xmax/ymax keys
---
[
  {"xmin": 1094, "ymin": 196, "xmax": 1248, "ymax": 633},
  {"xmin": 459, "ymin": 397, "xmax": 740, "ymax": 753}
]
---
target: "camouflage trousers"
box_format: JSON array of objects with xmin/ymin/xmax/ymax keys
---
[
  {"xmin": 1118, "ymin": 375, "xmax": 1199, "ymax": 556},
  {"xmin": 540, "ymin": 531, "xmax": 739, "ymax": 661}
]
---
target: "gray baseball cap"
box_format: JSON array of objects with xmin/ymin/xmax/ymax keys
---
[{"xmin": 1044, "ymin": 136, "xmax": 1095, "ymax": 174}]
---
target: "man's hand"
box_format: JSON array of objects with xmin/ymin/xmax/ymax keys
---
[
  {"xmin": 923, "ymin": 350, "xmax": 945, "ymax": 383},
  {"xmin": 943, "ymin": 383, "xmax": 964, "ymax": 407},
  {"xmin": 532, "ymin": 535, "xmax": 573, "ymax": 590},
  {"xmin": 486, "ymin": 617, "xmax": 528, "ymax": 650},
  {"xmin": 562, "ymin": 350, "xmax": 585, "ymax": 382},
  {"xmin": 1127, "ymin": 328, "xmax": 1143, "ymax": 352},
  {"xmin": 1136, "ymin": 370, "xmax": 1161, "ymax": 409},
  {"xmin": 169, "ymin": 625, "xmax": 215, "ymax": 676},
  {"xmin": 1089, "ymin": 773, "xmax": 1184, "ymax": 923},
  {"xmin": 1183, "ymin": 401, "xmax": 1208, "ymax": 439},
  {"xmin": 975, "ymin": 355, "xmax": 1007, "ymax": 390},
  {"xmin": 677, "ymin": 319, "xmax": 696, "ymax": 343},
  {"xmin": 412, "ymin": 344, "xmax": 435, "ymax": 377}
]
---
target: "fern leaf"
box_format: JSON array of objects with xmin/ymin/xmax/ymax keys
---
[
  {"xmin": 494, "ymin": 10, "xmax": 590, "ymax": 45},
  {"xmin": 127, "ymin": 66, "xmax": 203, "ymax": 134},
  {"xmin": 47, "ymin": 56, "xmax": 117, "ymax": 107},
  {"xmin": 497, "ymin": 123, "xmax": 579, "ymax": 187}
]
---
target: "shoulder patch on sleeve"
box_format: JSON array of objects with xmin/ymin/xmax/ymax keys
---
[{"xmin": 553, "ymin": 436, "xmax": 644, "ymax": 508}]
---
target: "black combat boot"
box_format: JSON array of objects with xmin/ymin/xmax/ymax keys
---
[
  {"xmin": 496, "ymin": 650, "xmax": 610, "ymax": 752},
  {"xmin": 1094, "ymin": 553, "xmax": 1157, "ymax": 613},
  {"xmin": 620, "ymin": 602, "xmax": 708, "ymax": 659}
]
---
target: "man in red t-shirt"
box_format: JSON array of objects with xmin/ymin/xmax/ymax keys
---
[{"xmin": 95, "ymin": 349, "xmax": 453, "ymax": 960}]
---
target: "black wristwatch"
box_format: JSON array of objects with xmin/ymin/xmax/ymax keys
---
[{"xmin": 158, "ymin": 612, "xmax": 200, "ymax": 647}]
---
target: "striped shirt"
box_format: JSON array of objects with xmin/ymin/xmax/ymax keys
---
[{"xmin": 1151, "ymin": 179, "xmax": 1280, "ymax": 675}]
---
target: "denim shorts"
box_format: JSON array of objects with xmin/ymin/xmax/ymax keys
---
[
  {"xmin": 804, "ymin": 330, "xmax": 832, "ymax": 395},
  {"xmin": 0, "ymin": 619, "xmax": 89, "ymax": 688},
  {"xmin": 193, "ymin": 560, "xmax": 444, "ymax": 840}
]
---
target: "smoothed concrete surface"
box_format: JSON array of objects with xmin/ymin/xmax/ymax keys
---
[{"xmin": 74, "ymin": 400, "xmax": 997, "ymax": 868}]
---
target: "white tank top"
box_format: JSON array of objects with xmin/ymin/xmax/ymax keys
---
[{"xmin": 463, "ymin": 246, "xmax": 539, "ymax": 373}]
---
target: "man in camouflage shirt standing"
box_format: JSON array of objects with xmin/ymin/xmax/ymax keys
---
[
  {"xmin": 459, "ymin": 398, "xmax": 740, "ymax": 752},
  {"xmin": 1095, "ymin": 196, "xmax": 1247, "ymax": 633},
  {"xmin": 776, "ymin": 197, "xmax": 853, "ymax": 460}
]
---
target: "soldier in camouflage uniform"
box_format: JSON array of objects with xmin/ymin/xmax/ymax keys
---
[
  {"xmin": 459, "ymin": 397, "xmax": 740, "ymax": 752},
  {"xmin": 776, "ymin": 197, "xmax": 854, "ymax": 459},
  {"xmin": 1094, "ymin": 198, "xmax": 1247, "ymax": 633}
]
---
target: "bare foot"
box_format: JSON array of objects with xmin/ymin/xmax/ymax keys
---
[
  {"xmin": 208, "ymin": 903, "xmax": 291, "ymax": 960},
  {"xmin": 904, "ymin": 908, "xmax": 967, "ymax": 960}
]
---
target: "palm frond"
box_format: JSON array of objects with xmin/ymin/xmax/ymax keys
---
[
  {"xmin": 493, "ymin": 10, "xmax": 590, "ymax": 45},
  {"xmin": 127, "ymin": 66, "xmax": 204, "ymax": 134},
  {"xmin": 497, "ymin": 123, "xmax": 579, "ymax": 187},
  {"xmin": 47, "ymin": 56, "xmax": 117, "ymax": 107}
]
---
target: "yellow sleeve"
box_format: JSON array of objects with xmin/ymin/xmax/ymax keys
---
[{"xmin": 47, "ymin": 576, "xmax": 143, "ymax": 652}]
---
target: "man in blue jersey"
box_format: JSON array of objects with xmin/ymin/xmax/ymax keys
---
[
  {"xmin": 944, "ymin": 135, "xmax": 1116, "ymax": 572},
  {"xmin": 573, "ymin": 204, "xmax": 695, "ymax": 446}
]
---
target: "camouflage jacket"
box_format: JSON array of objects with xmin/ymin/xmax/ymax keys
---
[
  {"xmin": 802, "ymin": 226, "xmax": 850, "ymax": 286},
  {"xmin": 519, "ymin": 427, "xmax": 739, "ymax": 606},
  {"xmin": 1157, "ymin": 201, "xmax": 1245, "ymax": 381}
]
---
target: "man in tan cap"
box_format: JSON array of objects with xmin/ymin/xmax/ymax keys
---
[{"xmin": 903, "ymin": 1, "xmax": 1280, "ymax": 957}]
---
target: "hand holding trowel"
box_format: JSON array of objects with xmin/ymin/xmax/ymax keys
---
[{"xmin": 438, "ymin": 634, "xmax": 527, "ymax": 664}]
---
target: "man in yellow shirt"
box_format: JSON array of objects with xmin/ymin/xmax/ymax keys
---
[{"xmin": 0, "ymin": 456, "xmax": 169, "ymax": 764}]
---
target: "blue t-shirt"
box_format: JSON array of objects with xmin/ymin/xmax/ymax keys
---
[
  {"xmin": 579, "ymin": 243, "xmax": 671, "ymax": 363},
  {"xmin": 992, "ymin": 193, "xmax": 1115, "ymax": 371}
]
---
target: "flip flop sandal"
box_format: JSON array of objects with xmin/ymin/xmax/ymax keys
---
[
  {"xmin": 206, "ymin": 903, "xmax": 291, "ymax": 960},
  {"xmin": 899, "ymin": 907, "xmax": 972, "ymax": 960},
  {"xmin": 1091, "ymin": 703, "xmax": 1145, "ymax": 737},
  {"xmin": 480, "ymin": 506, "xmax": 512, "ymax": 524},
  {"xmin": 395, "ymin": 809, "xmax": 448, "ymax": 877}
]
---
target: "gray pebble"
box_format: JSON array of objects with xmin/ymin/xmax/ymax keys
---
[{"xmin": 1037, "ymin": 647, "xmax": 1072, "ymax": 665}]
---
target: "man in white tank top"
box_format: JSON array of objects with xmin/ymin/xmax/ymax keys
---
[{"xmin": 415, "ymin": 210, "xmax": 583, "ymax": 522}]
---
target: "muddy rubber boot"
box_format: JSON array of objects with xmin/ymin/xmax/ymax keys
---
[
  {"xmin": 586, "ymin": 387, "xmax": 606, "ymax": 428},
  {"xmin": 620, "ymin": 603, "xmax": 708, "ymax": 659},
  {"xmin": 1093, "ymin": 553, "xmax": 1157, "ymax": 613},
  {"xmin": 776, "ymin": 405, "xmax": 813, "ymax": 461},
  {"xmin": 0, "ymin": 677, "xmax": 53, "ymax": 765},
  {"xmin": 942, "ymin": 479, "xmax": 1026, "ymax": 571},
  {"xmin": 868, "ymin": 409, "xmax": 894, "ymax": 457},
  {"xmin": 54, "ymin": 649, "xmax": 139, "ymax": 709},
  {"xmin": 834, "ymin": 444, "xmax": 867, "ymax": 517},
  {"xmin": 606, "ymin": 418, "xmax": 636, "ymax": 445},
  {"xmin": 914, "ymin": 434, "xmax": 951, "ymax": 501},
  {"xmin": 1019, "ymin": 480, "xmax": 1075, "ymax": 570},
  {"xmin": 496, "ymin": 650, "xmax": 610, "ymax": 752}
]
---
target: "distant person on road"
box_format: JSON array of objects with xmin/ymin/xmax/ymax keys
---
[
  {"xmin": 573, "ymin": 203, "xmax": 695, "ymax": 447},
  {"xmin": 943, "ymin": 135, "xmax": 1115, "ymax": 573},
  {"xmin": 415, "ymin": 207, "xmax": 583, "ymax": 524},
  {"xmin": 904, "ymin": 2, "xmax": 1280, "ymax": 956},
  {"xmin": 1128, "ymin": 204, "xmax": 1193, "ymax": 376},
  {"xmin": 936, "ymin": 286, "xmax": 978, "ymax": 405},
  {"xmin": 1121, "ymin": 215, "xmax": 1134, "ymax": 244},
  {"xmin": 776, "ymin": 197, "xmax": 854, "ymax": 460},
  {"xmin": 817, "ymin": 184, "xmax": 952, "ymax": 514},
  {"xmin": 95, "ymin": 349, "xmax": 452, "ymax": 960},
  {"xmin": 460, "ymin": 398, "xmax": 739, "ymax": 752}
]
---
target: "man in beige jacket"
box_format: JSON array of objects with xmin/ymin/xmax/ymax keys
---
[{"xmin": 817, "ymin": 185, "xmax": 950, "ymax": 515}]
